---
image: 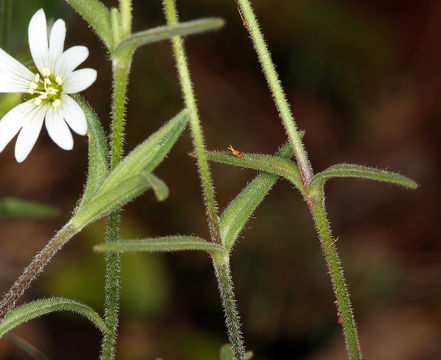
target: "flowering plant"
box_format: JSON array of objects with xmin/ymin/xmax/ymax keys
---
[
  {"xmin": 0, "ymin": 9, "xmax": 96, "ymax": 162},
  {"xmin": 0, "ymin": 1, "xmax": 418, "ymax": 360}
]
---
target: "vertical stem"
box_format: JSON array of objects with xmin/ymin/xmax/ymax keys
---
[
  {"xmin": 162, "ymin": 2, "xmax": 246, "ymax": 359},
  {"xmin": 310, "ymin": 188, "xmax": 362, "ymax": 360},
  {"xmin": 213, "ymin": 256, "xmax": 246, "ymax": 360},
  {"xmin": 119, "ymin": 0, "xmax": 132, "ymax": 39},
  {"xmin": 0, "ymin": 0, "xmax": 12, "ymax": 50},
  {"xmin": 162, "ymin": 0, "xmax": 222, "ymax": 244},
  {"xmin": 235, "ymin": 0, "xmax": 313, "ymax": 185},
  {"xmin": 100, "ymin": 21, "xmax": 133, "ymax": 359}
]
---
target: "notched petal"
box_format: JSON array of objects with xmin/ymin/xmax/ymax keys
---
[
  {"xmin": 45, "ymin": 107, "xmax": 74, "ymax": 150},
  {"xmin": 63, "ymin": 68, "xmax": 97, "ymax": 94},
  {"xmin": 28, "ymin": 9, "xmax": 49, "ymax": 73}
]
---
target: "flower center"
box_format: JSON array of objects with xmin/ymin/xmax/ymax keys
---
[{"xmin": 25, "ymin": 67, "xmax": 63, "ymax": 108}]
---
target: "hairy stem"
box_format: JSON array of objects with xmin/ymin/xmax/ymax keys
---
[
  {"xmin": 162, "ymin": 0, "xmax": 222, "ymax": 244},
  {"xmin": 119, "ymin": 0, "xmax": 132, "ymax": 39},
  {"xmin": 100, "ymin": 31, "xmax": 133, "ymax": 360},
  {"xmin": 0, "ymin": 222, "xmax": 77, "ymax": 320},
  {"xmin": 213, "ymin": 255, "xmax": 245, "ymax": 360},
  {"xmin": 162, "ymin": 2, "xmax": 246, "ymax": 358},
  {"xmin": 309, "ymin": 188, "xmax": 362, "ymax": 359},
  {"xmin": 234, "ymin": 0, "xmax": 313, "ymax": 185}
]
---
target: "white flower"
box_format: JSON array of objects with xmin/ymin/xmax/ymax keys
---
[{"xmin": 0, "ymin": 9, "xmax": 97, "ymax": 162}]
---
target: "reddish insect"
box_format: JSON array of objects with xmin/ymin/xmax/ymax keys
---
[{"xmin": 228, "ymin": 145, "xmax": 243, "ymax": 158}]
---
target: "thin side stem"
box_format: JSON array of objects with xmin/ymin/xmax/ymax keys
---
[
  {"xmin": 213, "ymin": 256, "xmax": 246, "ymax": 360},
  {"xmin": 0, "ymin": 222, "xmax": 77, "ymax": 320},
  {"xmin": 309, "ymin": 189, "xmax": 362, "ymax": 359},
  {"xmin": 0, "ymin": 0, "xmax": 12, "ymax": 50},
  {"xmin": 100, "ymin": 33, "xmax": 133, "ymax": 360},
  {"xmin": 162, "ymin": 0, "xmax": 222, "ymax": 244},
  {"xmin": 235, "ymin": 0, "xmax": 313, "ymax": 185}
]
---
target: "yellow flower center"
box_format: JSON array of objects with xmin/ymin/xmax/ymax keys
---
[{"xmin": 25, "ymin": 67, "xmax": 63, "ymax": 107}]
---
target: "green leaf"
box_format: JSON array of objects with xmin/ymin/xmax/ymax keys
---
[
  {"xmin": 72, "ymin": 172, "xmax": 165, "ymax": 230},
  {"xmin": 309, "ymin": 163, "xmax": 418, "ymax": 190},
  {"xmin": 220, "ymin": 344, "xmax": 253, "ymax": 360},
  {"xmin": 0, "ymin": 298, "xmax": 106, "ymax": 338},
  {"xmin": 94, "ymin": 236, "xmax": 225, "ymax": 254},
  {"xmin": 99, "ymin": 109, "xmax": 188, "ymax": 195},
  {"xmin": 3, "ymin": 334, "xmax": 49, "ymax": 360},
  {"xmin": 205, "ymin": 148, "xmax": 304, "ymax": 193},
  {"xmin": 0, "ymin": 198, "xmax": 57, "ymax": 219},
  {"xmin": 73, "ymin": 95, "xmax": 109, "ymax": 211},
  {"xmin": 65, "ymin": 0, "xmax": 113, "ymax": 49},
  {"xmin": 219, "ymin": 142, "xmax": 294, "ymax": 251},
  {"xmin": 116, "ymin": 18, "xmax": 224, "ymax": 55}
]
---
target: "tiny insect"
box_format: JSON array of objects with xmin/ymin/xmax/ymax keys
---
[
  {"xmin": 228, "ymin": 145, "xmax": 243, "ymax": 158},
  {"xmin": 237, "ymin": 8, "xmax": 248, "ymax": 29}
]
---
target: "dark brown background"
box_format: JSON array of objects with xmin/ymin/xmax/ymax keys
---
[{"xmin": 0, "ymin": 0, "xmax": 440, "ymax": 359}]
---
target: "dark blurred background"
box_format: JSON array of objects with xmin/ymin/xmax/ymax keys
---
[{"xmin": 0, "ymin": 0, "xmax": 440, "ymax": 359}]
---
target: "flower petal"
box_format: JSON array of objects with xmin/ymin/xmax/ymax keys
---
[
  {"xmin": 28, "ymin": 9, "xmax": 49, "ymax": 73},
  {"xmin": 45, "ymin": 106, "xmax": 73, "ymax": 150},
  {"xmin": 54, "ymin": 46, "xmax": 89, "ymax": 78},
  {"xmin": 49, "ymin": 19, "xmax": 66, "ymax": 68},
  {"xmin": 14, "ymin": 105, "xmax": 46, "ymax": 162},
  {"xmin": 60, "ymin": 95, "xmax": 87, "ymax": 135},
  {"xmin": 0, "ymin": 100, "xmax": 36, "ymax": 152},
  {"xmin": 0, "ymin": 48, "xmax": 34, "ymax": 93},
  {"xmin": 63, "ymin": 68, "xmax": 97, "ymax": 94}
]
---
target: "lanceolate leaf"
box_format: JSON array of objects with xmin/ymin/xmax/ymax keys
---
[
  {"xmin": 309, "ymin": 163, "xmax": 418, "ymax": 191},
  {"xmin": 0, "ymin": 198, "xmax": 57, "ymax": 219},
  {"xmin": 99, "ymin": 109, "xmax": 188, "ymax": 194},
  {"xmin": 64, "ymin": 0, "xmax": 113, "ymax": 49},
  {"xmin": 116, "ymin": 18, "xmax": 224, "ymax": 55},
  {"xmin": 72, "ymin": 172, "xmax": 165, "ymax": 230},
  {"xmin": 94, "ymin": 236, "xmax": 225, "ymax": 254},
  {"xmin": 205, "ymin": 149, "xmax": 303, "ymax": 193},
  {"xmin": 0, "ymin": 298, "xmax": 106, "ymax": 338},
  {"xmin": 74, "ymin": 95, "xmax": 109, "ymax": 211},
  {"xmin": 219, "ymin": 142, "xmax": 294, "ymax": 251}
]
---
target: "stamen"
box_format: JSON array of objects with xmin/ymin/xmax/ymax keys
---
[
  {"xmin": 39, "ymin": 93, "xmax": 47, "ymax": 100},
  {"xmin": 30, "ymin": 82, "xmax": 38, "ymax": 89},
  {"xmin": 34, "ymin": 98, "xmax": 42, "ymax": 106},
  {"xmin": 34, "ymin": 73, "xmax": 40, "ymax": 82},
  {"xmin": 55, "ymin": 76, "xmax": 63, "ymax": 85},
  {"xmin": 45, "ymin": 78, "xmax": 52, "ymax": 85},
  {"xmin": 52, "ymin": 99, "xmax": 61, "ymax": 108}
]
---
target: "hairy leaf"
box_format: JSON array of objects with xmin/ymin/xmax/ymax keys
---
[
  {"xmin": 64, "ymin": 0, "xmax": 113, "ymax": 49},
  {"xmin": 205, "ymin": 149, "xmax": 303, "ymax": 193},
  {"xmin": 74, "ymin": 95, "xmax": 109, "ymax": 211},
  {"xmin": 309, "ymin": 163, "xmax": 418, "ymax": 190},
  {"xmin": 0, "ymin": 198, "xmax": 57, "ymax": 219},
  {"xmin": 116, "ymin": 18, "xmax": 224, "ymax": 55},
  {"xmin": 219, "ymin": 142, "xmax": 295, "ymax": 251},
  {"xmin": 72, "ymin": 172, "xmax": 165, "ymax": 230},
  {"xmin": 99, "ymin": 109, "xmax": 188, "ymax": 194},
  {"xmin": 0, "ymin": 298, "xmax": 106, "ymax": 337},
  {"xmin": 94, "ymin": 236, "xmax": 225, "ymax": 254}
]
